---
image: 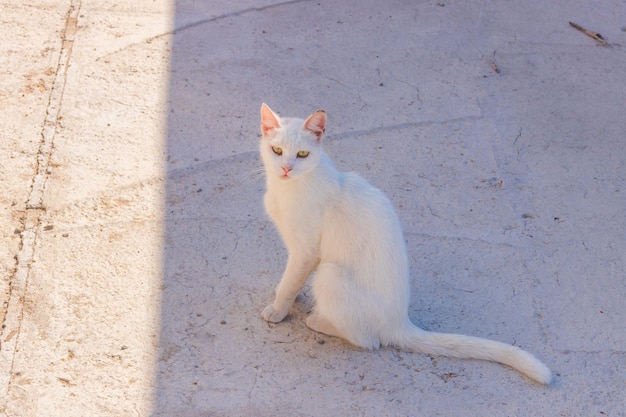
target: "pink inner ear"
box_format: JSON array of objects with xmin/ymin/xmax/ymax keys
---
[
  {"xmin": 261, "ymin": 103, "xmax": 281, "ymax": 136},
  {"xmin": 304, "ymin": 110, "xmax": 326, "ymax": 141}
]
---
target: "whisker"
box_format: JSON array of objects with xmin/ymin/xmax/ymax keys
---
[{"xmin": 236, "ymin": 166, "xmax": 266, "ymax": 189}]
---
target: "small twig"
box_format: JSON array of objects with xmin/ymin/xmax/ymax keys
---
[
  {"xmin": 569, "ymin": 21, "xmax": 609, "ymax": 46},
  {"xmin": 489, "ymin": 61, "xmax": 500, "ymax": 74},
  {"xmin": 487, "ymin": 50, "xmax": 500, "ymax": 74}
]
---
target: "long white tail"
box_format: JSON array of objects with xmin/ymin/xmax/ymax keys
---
[{"xmin": 394, "ymin": 323, "xmax": 552, "ymax": 384}]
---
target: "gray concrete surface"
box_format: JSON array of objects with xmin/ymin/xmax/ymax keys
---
[{"xmin": 1, "ymin": 0, "xmax": 625, "ymax": 416}]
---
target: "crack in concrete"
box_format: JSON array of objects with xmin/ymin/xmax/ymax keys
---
[
  {"xmin": 308, "ymin": 67, "xmax": 370, "ymax": 110},
  {"xmin": 532, "ymin": 295, "xmax": 552, "ymax": 352},
  {"xmin": 389, "ymin": 70, "xmax": 422, "ymax": 106},
  {"xmin": 0, "ymin": 0, "xmax": 81, "ymax": 409}
]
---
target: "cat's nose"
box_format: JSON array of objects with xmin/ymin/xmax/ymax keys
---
[{"xmin": 281, "ymin": 165, "xmax": 292, "ymax": 173}]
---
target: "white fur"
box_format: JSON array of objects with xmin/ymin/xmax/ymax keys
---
[{"xmin": 259, "ymin": 103, "xmax": 552, "ymax": 385}]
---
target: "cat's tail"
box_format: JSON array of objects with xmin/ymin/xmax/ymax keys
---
[{"xmin": 393, "ymin": 323, "xmax": 552, "ymax": 384}]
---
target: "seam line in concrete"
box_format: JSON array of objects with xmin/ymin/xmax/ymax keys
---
[
  {"xmin": 0, "ymin": 0, "xmax": 82, "ymax": 409},
  {"xmin": 27, "ymin": 0, "xmax": 81, "ymax": 210}
]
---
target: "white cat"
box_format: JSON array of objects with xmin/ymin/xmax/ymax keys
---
[{"xmin": 259, "ymin": 103, "xmax": 552, "ymax": 385}]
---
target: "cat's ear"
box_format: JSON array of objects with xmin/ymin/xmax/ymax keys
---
[
  {"xmin": 261, "ymin": 103, "xmax": 281, "ymax": 137},
  {"xmin": 303, "ymin": 110, "xmax": 326, "ymax": 142}
]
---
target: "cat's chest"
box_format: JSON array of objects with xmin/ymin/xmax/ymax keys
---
[
  {"xmin": 265, "ymin": 190, "xmax": 322, "ymax": 222},
  {"xmin": 264, "ymin": 188, "xmax": 327, "ymax": 246}
]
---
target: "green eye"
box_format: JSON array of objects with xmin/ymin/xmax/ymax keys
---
[
  {"xmin": 297, "ymin": 150, "xmax": 310, "ymax": 158},
  {"xmin": 271, "ymin": 146, "xmax": 283, "ymax": 155}
]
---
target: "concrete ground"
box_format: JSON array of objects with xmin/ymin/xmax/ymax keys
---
[{"xmin": 1, "ymin": 0, "xmax": 625, "ymax": 415}]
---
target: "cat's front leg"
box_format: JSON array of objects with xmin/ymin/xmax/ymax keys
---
[{"xmin": 262, "ymin": 253, "xmax": 318, "ymax": 323}]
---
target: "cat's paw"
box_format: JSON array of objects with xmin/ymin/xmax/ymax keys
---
[
  {"xmin": 261, "ymin": 304, "xmax": 288, "ymax": 323},
  {"xmin": 306, "ymin": 314, "xmax": 342, "ymax": 338}
]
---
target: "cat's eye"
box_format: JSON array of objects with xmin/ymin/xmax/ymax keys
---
[
  {"xmin": 271, "ymin": 146, "xmax": 283, "ymax": 156},
  {"xmin": 297, "ymin": 150, "xmax": 310, "ymax": 158}
]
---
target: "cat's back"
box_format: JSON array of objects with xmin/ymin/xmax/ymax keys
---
[
  {"xmin": 322, "ymin": 170, "xmax": 405, "ymax": 251},
  {"xmin": 320, "ymin": 169, "xmax": 409, "ymax": 298},
  {"xmin": 337, "ymin": 171, "xmax": 398, "ymax": 221}
]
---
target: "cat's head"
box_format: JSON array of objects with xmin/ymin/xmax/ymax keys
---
[{"xmin": 260, "ymin": 103, "xmax": 326, "ymax": 181}]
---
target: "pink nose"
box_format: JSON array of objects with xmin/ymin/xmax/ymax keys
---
[{"xmin": 282, "ymin": 165, "xmax": 292, "ymax": 173}]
